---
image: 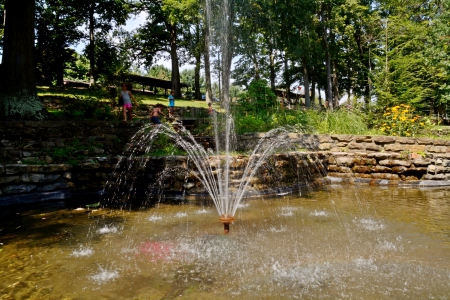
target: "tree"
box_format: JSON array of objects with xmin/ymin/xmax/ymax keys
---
[
  {"xmin": 77, "ymin": 0, "xmax": 130, "ymax": 86},
  {"xmin": 148, "ymin": 65, "xmax": 172, "ymax": 80},
  {"xmin": 35, "ymin": 0, "xmax": 83, "ymax": 86},
  {"xmin": 0, "ymin": 0, "xmax": 44, "ymax": 119}
]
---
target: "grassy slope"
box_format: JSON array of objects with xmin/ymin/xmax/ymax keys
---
[{"xmin": 37, "ymin": 86, "xmax": 210, "ymax": 109}]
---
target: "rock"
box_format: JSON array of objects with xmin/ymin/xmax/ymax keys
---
[
  {"xmin": 21, "ymin": 173, "xmax": 60, "ymax": 183},
  {"xmin": 183, "ymin": 182, "xmax": 195, "ymax": 190},
  {"xmin": 384, "ymin": 144, "xmax": 407, "ymax": 152},
  {"xmin": 354, "ymin": 158, "xmax": 377, "ymax": 166},
  {"xmin": 352, "ymin": 166, "xmax": 372, "ymax": 173},
  {"xmin": 355, "ymin": 136, "xmax": 373, "ymax": 143},
  {"xmin": 2, "ymin": 184, "xmax": 37, "ymax": 194},
  {"xmin": 55, "ymin": 139, "xmax": 65, "ymax": 147},
  {"xmin": 328, "ymin": 165, "xmax": 352, "ymax": 173},
  {"xmin": 417, "ymin": 138, "xmax": 434, "ymax": 145},
  {"xmin": 318, "ymin": 135, "xmax": 332, "ymax": 143},
  {"xmin": 80, "ymin": 163, "xmax": 100, "ymax": 170},
  {"xmin": 365, "ymin": 144, "xmax": 382, "ymax": 152},
  {"xmin": 422, "ymin": 174, "xmax": 448, "ymax": 180},
  {"xmin": 373, "ymin": 136, "xmax": 396, "ymax": 144},
  {"xmin": 348, "ymin": 143, "xmax": 364, "ymax": 150},
  {"xmin": 93, "ymin": 148, "xmax": 105, "ymax": 154},
  {"xmin": 335, "ymin": 157, "xmax": 355, "ymax": 166},
  {"xmin": 412, "ymin": 159, "xmax": 432, "ymax": 166},
  {"xmin": 63, "ymin": 172, "xmax": 72, "ymax": 180},
  {"xmin": 37, "ymin": 181, "xmax": 69, "ymax": 192},
  {"xmin": 401, "ymin": 175, "xmax": 419, "ymax": 181},
  {"xmin": 327, "ymin": 172, "xmax": 354, "ymax": 178},
  {"xmin": 0, "ymin": 176, "xmax": 20, "ymax": 184},
  {"xmin": 331, "ymin": 135, "xmax": 354, "ymax": 142},
  {"xmin": 22, "ymin": 151, "xmax": 33, "ymax": 157},
  {"xmin": 318, "ymin": 143, "xmax": 331, "ymax": 151},
  {"xmin": 392, "ymin": 166, "xmax": 408, "ymax": 174},
  {"xmin": 41, "ymin": 141, "xmax": 55, "ymax": 148},
  {"xmin": 45, "ymin": 156, "xmax": 53, "ymax": 164},
  {"xmin": 0, "ymin": 165, "xmax": 4, "ymax": 175},
  {"xmin": 5, "ymin": 164, "xmax": 29, "ymax": 175},
  {"xmin": 427, "ymin": 146, "xmax": 448, "ymax": 153},
  {"xmin": 432, "ymin": 139, "xmax": 447, "ymax": 146},
  {"xmin": 371, "ymin": 173, "xmax": 400, "ymax": 180},
  {"xmin": 436, "ymin": 159, "xmax": 444, "ymax": 165},
  {"xmin": 372, "ymin": 166, "xmax": 392, "ymax": 173},
  {"xmin": 427, "ymin": 165, "xmax": 448, "ymax": 174},
  {"xmin": 367, "ymin": 152, "xmax": 400, "ymax": 159},
  {"xmin": 397, "ymin": 137, "xmax": 416, "ymax": 144},
  {"xmin": 379, "ymin": 159, "xmax": 411, "ymax": 167}
]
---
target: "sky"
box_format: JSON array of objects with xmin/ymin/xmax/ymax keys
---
[{"xmin": 73, "ymin": 11, "xmax": 196, "ymax": 72}]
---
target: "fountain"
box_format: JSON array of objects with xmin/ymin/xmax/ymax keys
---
[{"xmin": 100, "ymin": 0, "xmax": 320, "ymax": 234}]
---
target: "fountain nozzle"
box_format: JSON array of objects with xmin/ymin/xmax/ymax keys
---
[{"xmin": 219, "ymin": 215, "xmax": 235, "ymax": 235}]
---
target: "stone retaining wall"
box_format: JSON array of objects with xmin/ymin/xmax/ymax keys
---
[
  {"xmin": 2, "ymin": 120, "xmax": 450, "ymax": 206},
  {"xmin": 0, "ymin": 153, "xmax": 326, "ymax": 206}
]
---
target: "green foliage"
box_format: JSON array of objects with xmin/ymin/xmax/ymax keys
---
[
  {"xmin": 46, "ymin": 139, "xmax": 102, "ymax": 165},
  {"xmin": 377, "ymin": 104, "xmax": 431, "ymax": 137},
  {"xmin": 305, "ymin": 109, "xmax": 371, "ymax": 135},
  {"xmin": 149, "ymin": 134, "xmax": 187, "ymax": 156},
  {"xmin": 0, "ymin": 94, "xmax": 45, "ymax": 120},
  {"xmin": 239, "ymin": 79, "xmax": 277, "ymax": 113},
  {"xmin": 63, "ymin": 97, "xmax": 115, "ymax": 120}
]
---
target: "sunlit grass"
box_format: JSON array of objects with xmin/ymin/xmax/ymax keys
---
[{"xmin": 37, "ymin": 86, "xmax": 212, "ymax": 109}]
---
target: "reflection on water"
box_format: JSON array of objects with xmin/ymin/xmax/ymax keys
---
[{"xmin": 1, "ymin": 186, "xmax": 450, "ymax": 299}]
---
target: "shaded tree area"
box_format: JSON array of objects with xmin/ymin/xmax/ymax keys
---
[{"xmin": 1, "ymin": 0, "xmax": 450, "ymax": 120}]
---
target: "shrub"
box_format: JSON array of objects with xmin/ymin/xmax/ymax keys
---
[
  {"xmin": 305, "ymin": 109, "xmax": 371, "ymax": 135},
  {"xmin": 378, "ymin": 104, "xmax": 430, "ymax": 136},
  {"xmin": 239, "ymin": 79, "xmax": 277, "ymax": 114},
  {"xmin": 63, "ymin": 97, "xmax": 115, "ymax": 120}
]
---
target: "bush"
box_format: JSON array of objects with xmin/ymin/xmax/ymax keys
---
[
  {"xmin": 377, "ymin": 104, "xmax": 430, "ymax": 136},
  {"xmin": 63, "ymin": 97, "xmax": 115, "ymax": 120},
  {"xmin": 239, "ymin": 79, "xmax": 277, "ymax": 114},
  {"xmin": 305, "ymin": 109, "xmax": 371, "ymax": 135}
]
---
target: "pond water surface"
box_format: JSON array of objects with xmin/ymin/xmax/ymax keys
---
[{"xmin": 1, "ymin": 186, "xmax": 450, "ymax": 299}]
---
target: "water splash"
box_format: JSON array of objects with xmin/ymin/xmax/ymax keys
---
[
  {"xmin": 148, "ymin": 215, "xmax": 163, "ymax": 222},
  {"xmin": 175, "ymin": 212, "xmax": 188, "ymax": 218},
  {"xmin": 71, "ymin": 246, "xmax": 94, "ymax": 257},
  {"xmin": 310, "ymin": 210, "xmax": 329, "ymax": 217},
  {"xmin": 90, "ymin": 265, "xmax": 119, "ymax": 284},
  {"xmin": 356, "ymin": 218, "xmax": 386, "ymax": 231},
  {"xmin": 97, "ymin": 225, "xmax": 118, "ymax": 234}
]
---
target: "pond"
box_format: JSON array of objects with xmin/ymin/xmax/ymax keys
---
[{"xmin": 1, "ymin": 186, "xmax": 450, "ymax": 299}]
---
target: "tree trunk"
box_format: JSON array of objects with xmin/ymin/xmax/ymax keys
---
[
  {"xmin": 88, "ymin": 3, "xmax": 95, "ymax": 87},
  {"xmin": 1, "ymin": 0, "xmax": 36, "ymax": 96},
  {"xmin": 354, "ymin": 26, "xmax": 371, "ymax": 105},
  {"xmin": 169, "ymin": 24, "xmax": 181, "ymax": 98},
  {"xmin": 302, "ymin": 57, "xmax": 310, "ymax": 108},
  {"xmin": 0, "ymin": 0, "xmax": 45, "ymax": 119},
  {"xmin": 284, "ymin": 55, "xmax": 290, "ymax": 104},
  {"xmin": 268, "ymin": 38, "xmax": 276, "ymax": 91},
  {"xmin": 204, "ymin": 11, "xmax": 212, "ymax": 104},
  {"xmin": 311, "ymin": 73, "xmax": 316, "ymax": 107},
  {"xmin": 318, "ymin": 86, "xmax": 323, "ymax": 107},
  {"xmin": 194, "ymin": 53, "xmax": 201, "ymax": 100},
  {"xmin": 332, "ymin": 60, "xmax": 339, "ymax": 108},
  {"xmin": 347, "ymin": 56, "xmax": 352, "ymax": 105},
  {"xmin": 321, "ymin": 4, "xmax": 333, "ymax": 110}
]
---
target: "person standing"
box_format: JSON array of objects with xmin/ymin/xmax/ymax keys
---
[
  {"xmin": 121, "ymin": 83, "xmax": 139, "ymax": 122},
  {"xmin": 168, "ymin": 90, "xmax": 175, "ymax": 117}
]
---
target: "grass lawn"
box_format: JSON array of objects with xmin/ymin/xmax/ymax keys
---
[{"xmin": 37, "ymin": 86, "xmax": 211, "ymax": 109}]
